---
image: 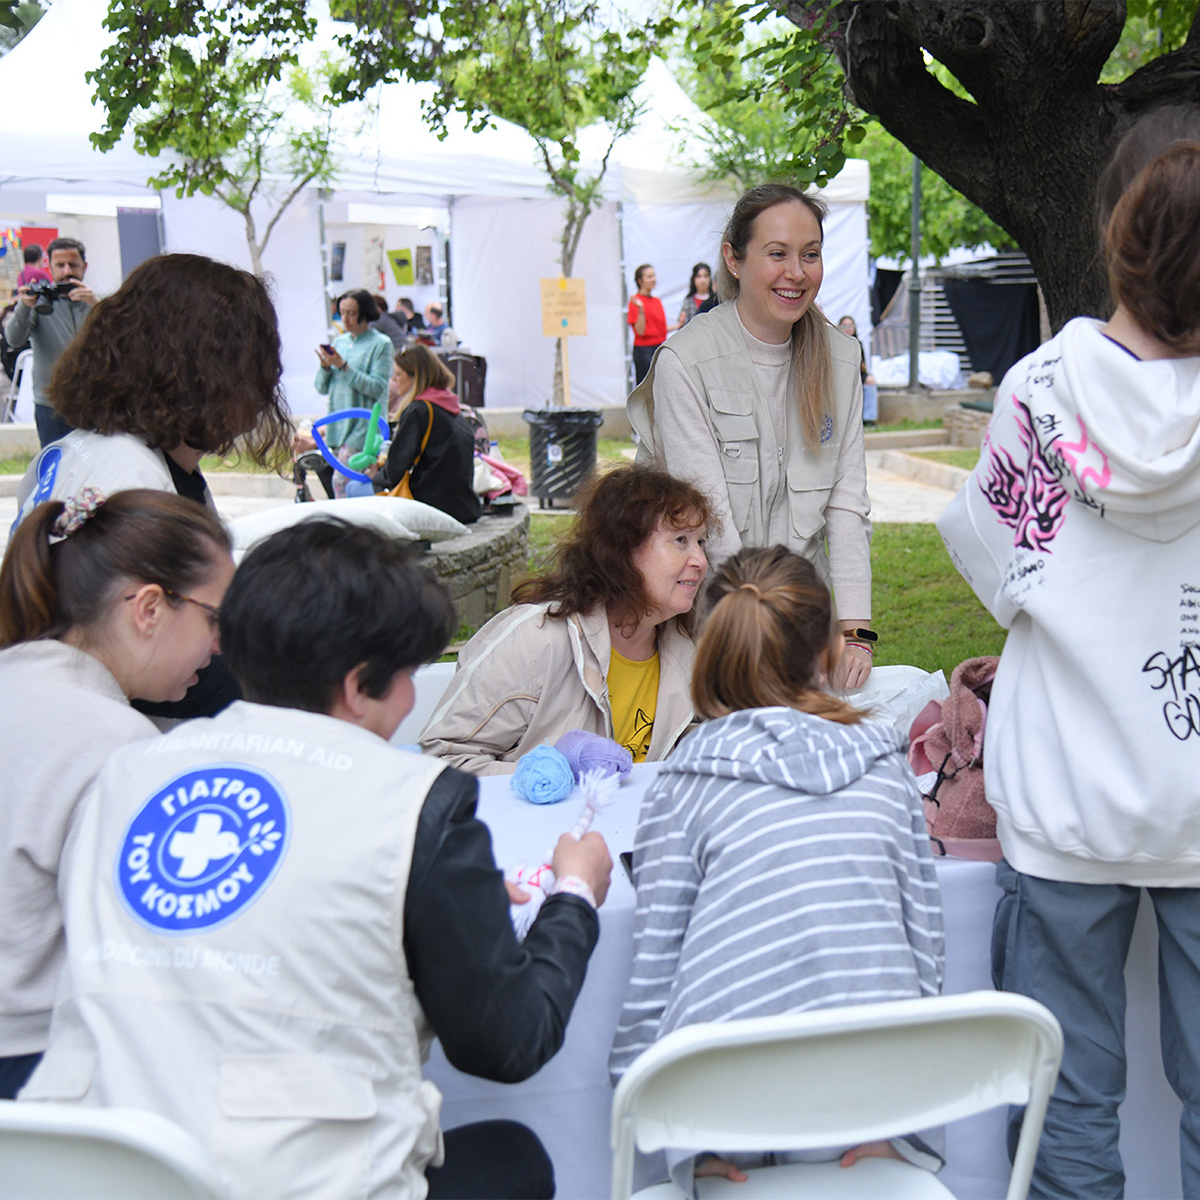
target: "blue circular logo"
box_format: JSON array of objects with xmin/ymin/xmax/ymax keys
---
[
  {"xmin": 115, "ymin": 764, "xmax": 290, "ymax": 934},
  {"xmin": 31, "ymin": 446, "xmax": 62, "ymax": 507}
]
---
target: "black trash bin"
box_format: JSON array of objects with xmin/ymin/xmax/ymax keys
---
[{"xmin": 522, "ymin": 408, "xmax": 604, "ymax": 509}]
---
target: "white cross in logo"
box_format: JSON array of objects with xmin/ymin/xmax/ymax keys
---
[{"xmin": 168, "ymin": 812, "xmax": 240, "ymax": 879}]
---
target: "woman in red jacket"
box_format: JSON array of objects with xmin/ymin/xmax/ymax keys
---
[{"xmin": 628, "ymin": 263, "xmax": 667, "ymax": 384}]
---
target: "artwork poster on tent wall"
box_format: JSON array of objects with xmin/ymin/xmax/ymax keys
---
[{"xmin": 389, "ymin": 249, "xmax": 414, "ymax": 286}]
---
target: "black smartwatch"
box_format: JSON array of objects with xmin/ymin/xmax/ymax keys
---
[{"xmin": 847, "ymin": 628, "xmax": 878, "ymax": 642}]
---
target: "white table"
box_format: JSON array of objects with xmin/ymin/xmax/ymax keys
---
[{"xmin": 424, "ymin": 764, "xmax": 1185, "ymax": 1199}]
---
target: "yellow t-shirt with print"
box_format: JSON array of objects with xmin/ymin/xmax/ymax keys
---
[{"xmin": 608, "ymin": 648, "xmax": 660, "ymax": 763}]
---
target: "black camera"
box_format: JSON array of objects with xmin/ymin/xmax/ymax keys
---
[{"xmin": 26, "ymin": 279, "xmax": 77, "ymax": 315}]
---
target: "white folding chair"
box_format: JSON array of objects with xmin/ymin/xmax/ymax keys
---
[
  {"xmin": 0, "ymin": 1101, "xmax": 227, "ymax": 1199},
  {"xmin": 611, "ymin": 990, "xmax": 1063, "ymax": 1200},
  {"xmin": 391, "ymin": 659, "xmax": 457, "ymax": 746},
  {"xmin": 2, "ymin": 347, "xmax": 32, "ymax": 422}
]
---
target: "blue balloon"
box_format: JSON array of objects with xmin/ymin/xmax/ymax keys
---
[{"xmin": 310, "ymin": 409, "xmax": 390, "ymax": 482}]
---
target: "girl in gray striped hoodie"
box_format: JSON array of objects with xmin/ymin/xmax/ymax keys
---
[{"xmin": 610, "ymin": 545, "xmax": 945, "ymax": 1192}]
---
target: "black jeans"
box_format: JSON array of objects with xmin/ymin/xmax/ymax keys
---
[
  {"xmin": 0, "ymin": 1051, "xmax": 41, "ymax": 1100},
  {"xmin": 426, "ymin": 1120, "xmax": 555, "ymax": 1199},
  {"xmin": 632, "ymin": 343, "xmax": 661, "ymax": 385},
  {"xmin": 34, "ymin": 405, "xmax": 73, "ymax": 448}
]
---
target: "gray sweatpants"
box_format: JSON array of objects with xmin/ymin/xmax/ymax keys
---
[{"xmin": 993, "ymin": 859, "xmax": 1200, "ymax": 1199}]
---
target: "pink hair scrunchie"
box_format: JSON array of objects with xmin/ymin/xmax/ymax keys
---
[{"xmin": 49, "ymin": 487, "xmax": 106, "ymax": 544}]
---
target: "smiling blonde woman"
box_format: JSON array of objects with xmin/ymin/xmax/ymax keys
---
[{"xmin": 628, "ymin": 184, "xmax": 875, "ymax": 688}]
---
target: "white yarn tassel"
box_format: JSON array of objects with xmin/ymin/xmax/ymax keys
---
[{"xmin": 507, "ymin": 770, "xmax": 620, "ymax": 940}]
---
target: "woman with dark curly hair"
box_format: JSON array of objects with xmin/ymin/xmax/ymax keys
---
[
  {"xmin": 13, "ymin": 252, "xmax": 290, "ymax": 527},
  {"xmin": 11, "ymin": 253, "xmax": 289, "ymax": 716},
  {"xmin": 421, "ymin": 463, "xmax": 713, "ymax": 774}
]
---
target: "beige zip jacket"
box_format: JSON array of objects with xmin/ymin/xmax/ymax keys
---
[{"xmin": 420, "ymin": 602, "xmax": 696, "ymax": 776}]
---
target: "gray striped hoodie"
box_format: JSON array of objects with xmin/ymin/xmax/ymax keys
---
[
  {"xmin": 610, "ymin": 705, "xmax": 944, "ymax": 1075},
  {"xmin": 609, "ymin": 707, "xmax": 946, "ymax": 1185}
]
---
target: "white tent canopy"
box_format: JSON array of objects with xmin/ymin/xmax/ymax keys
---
[{"xmin": 0, "ymin": 0, "xmax": 871, "ymax": 413}]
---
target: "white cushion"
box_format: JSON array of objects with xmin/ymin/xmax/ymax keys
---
[
  {"xmin": 373, "ymin": 496, "xmax": 470, "ymax": 541},
  {"xmin": 228, "ymin": 496, "xmax": 466, "ymax": 562}
]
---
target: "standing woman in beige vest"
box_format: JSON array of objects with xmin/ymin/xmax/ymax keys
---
[{"xmin": 627, "ymin": 184, "xmax": 875, "ymax": 687}]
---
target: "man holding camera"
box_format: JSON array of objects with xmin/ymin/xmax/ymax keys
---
[{"xmin": 3, "ymin": 237, "xmax": 96, "ymax": 447}]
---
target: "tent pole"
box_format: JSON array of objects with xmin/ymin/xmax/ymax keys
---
[{"xmin": 561, "ymin": 334, "xmax": 571, "ymax": 407}]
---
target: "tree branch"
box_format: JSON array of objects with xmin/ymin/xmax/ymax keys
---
[
  {"xmin": 258, "ymin": 169, "xmax": 321, "ymax": 253},
  {"xmin": 1111, "ymin": 37, "xmax": 1200, "ymax": 109},
  {"xmin": 833, "ymin": 3, "xmax": 1002, "ymax": 219}
]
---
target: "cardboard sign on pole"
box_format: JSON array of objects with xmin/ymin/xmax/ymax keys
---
[{"xmin": 540, "ymin": 277, "xmax": 587, "ymax": 337}]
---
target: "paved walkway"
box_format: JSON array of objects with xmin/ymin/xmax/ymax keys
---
[
  {"xmin": 525, "ymin": 450, "xmax": 959, "ymax": 525},
  {"xmin": 863, "ymin": 449, "xmax": 961, "ymax": 523},
  {"xmin": 0, "ymin": 448, "xmax": 961, "ymax": 554}
]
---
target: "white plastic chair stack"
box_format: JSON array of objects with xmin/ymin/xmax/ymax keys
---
[
  {"xmin": 611, "ymin": 991, "xmax": 1063, "ymax": 1200},
  {"xmin": 0, "ymin": 1101, "xmax": 227, "ymax": 1199}
]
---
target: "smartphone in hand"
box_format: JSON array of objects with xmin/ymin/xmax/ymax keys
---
[
  {"xmin": 619, "ymin": 851, "xmax": 634, "ymax": 884},
  {"xmin": 320, "ymin": 343, "xmax": 336, "ymax": 356}
]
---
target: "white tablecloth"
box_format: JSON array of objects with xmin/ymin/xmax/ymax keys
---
[{"xmin": 424, "ymin": 763, "xmax": 1184, "ymax": 1199}]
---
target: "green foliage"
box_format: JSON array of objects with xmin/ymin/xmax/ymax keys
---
[
  {"xmin": 87, "ymin": 4, "xmax": 338, "ymax": 275},
  {"xmin": 329, "ymin": 2, "xmax": 668, "ymax": 282},
  {"xmin": 327, "ymin": 2, "xmax": 673, "ymax": 402},
  {"xmin": 673, "ymin": 0, "xmax": 1012, "ymax": 259},
  {"xmin": 447, "ymin": 4, "xmax": 650, "ymax": 275},
  {"xmin": 870, "ymin": 524, "xmax": 1007, "ymax": 676},
  {"xmin": 137, "ymin": 56, "xmax": 339, "ymax": 204},
  {"xmin": 858, "ymin": 122, "xmax": 1015, "ymax": 262},
  {"xmin": 89, "ymin": 2, "xmax": 315, "ymax": 154},
  {"xmin": 1104, "ymin": 0, "xmax": 1193, "ymax": 80},
  {"xmin": 673, "ymin": 0, "xmax": 857, "ymax": 188},
  {"xmin": 0, "ymin": 1, "xmax": 41, "ymax": 46}
]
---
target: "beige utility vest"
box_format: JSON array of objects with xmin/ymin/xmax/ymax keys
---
[
  {"xmin": 628, "ymin": 302, "xmax": 860, "ymax": 582},
  {"xmin": 23, "ymin": 701, "xmax": 448, "ymax": 1200}
]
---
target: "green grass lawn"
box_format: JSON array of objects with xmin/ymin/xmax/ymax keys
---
[
  {"xmin": 910, "ymin": 448, "xmax": 981, "ymax": 471},
  {"xmin": 0, "ymin": 452, "xmax": 276, "ymax": 476},
  {"xmin": 872, "ymin": 417, "xmax": 945, "ymax": 433},
  {"xmin": 199, "ymin": 454, "xmax": 278, "ymax": 475},
  {"xmin": 9, "ymin": 425, "xmax": 1000, "ymax": 678},
  {"xmin": 497, "ymin": 435, "xmax": 633, "ymax": 482},
  {"xmin": 520, "ymin": 515, "xmax": 1005, "ymax": 679},
  {"xmin": 871, "ymin": 524, "xmax": 1006, "ymax": 675},
  {"xmin": 0, "ymin": 454, "xmax": 32, "ymax": 475}
]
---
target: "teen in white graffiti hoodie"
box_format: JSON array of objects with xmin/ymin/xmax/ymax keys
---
[
  {"xmin": 938, "ymin": 122, "xmax": 1200, "ymax": 1197},
  {"xmin": 938, "ymin": 287, "xmax": 1200, "ymax": 883}
]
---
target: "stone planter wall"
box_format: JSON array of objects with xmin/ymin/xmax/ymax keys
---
[
  {"xmin": 423, "ymin": 505, "xmax": 530, "ymax": 631},
  {"xmin": 945, "ymin": 405, "xmax": 994, "ymax": 448}
]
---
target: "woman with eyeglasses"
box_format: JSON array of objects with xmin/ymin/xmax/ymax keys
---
[{"xmin": 0, "ymin": 487, "xmax": 233, "ymax": 1101}]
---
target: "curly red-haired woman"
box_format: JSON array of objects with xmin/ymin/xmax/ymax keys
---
[{"xmin": 421, "ymin": 463, "xmax": 713, "ymax": 775}]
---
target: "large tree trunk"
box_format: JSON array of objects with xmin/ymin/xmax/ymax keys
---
[{"xmin": 802, "ymin": 0, "xmax": 1200, "ymax": 330}]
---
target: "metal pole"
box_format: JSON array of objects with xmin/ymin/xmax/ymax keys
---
[{"xmin": 908, "ymin": 155, "xmax": 922, "ymax": 391}]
